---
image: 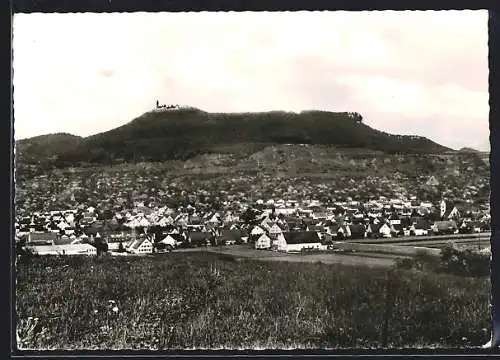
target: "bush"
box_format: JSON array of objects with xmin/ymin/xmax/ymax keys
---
[
  {"xmin": 16, "ymin": 245, "xmax": 38, "ymax": 264},
  {"xmin": 396, "ymin": 245, "xmax": 489, "ymax": 278},
  {"xmin": 438, "ymin": 243, "xmax": 489, "ymax": 277},
  {"xmin": 395, "ymin": 251, "xmax": 439, "ymax": 272}
]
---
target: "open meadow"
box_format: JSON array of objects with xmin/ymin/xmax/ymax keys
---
[
  {"xmin": 185, "ymin": 245, "xmax": 402, "ymax": 267},
  {"xmin": 16, "ymin": 252, "xmax": 490, "ymax": 350}
]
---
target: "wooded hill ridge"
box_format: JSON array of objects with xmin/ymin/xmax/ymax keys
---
[{"xmin": 16, "ymin": 108, "xmax": 454, "ymax": 167}]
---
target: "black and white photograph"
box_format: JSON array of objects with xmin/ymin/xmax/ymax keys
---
[{"xmin": 13, "ymin": 10, "xmax": 491, "ymax": 350}]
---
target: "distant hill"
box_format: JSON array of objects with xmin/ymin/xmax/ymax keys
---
[
  {"xmin": 458, "ymin": 147, "xmax": 481, "ymax": 154},
  {"xmin": 16, "ymin": 133, "xmax": 83, "ymax": 165},
  {"xmin": 17, "ymin": 108, "xmax": 452, "ymax": 167}
]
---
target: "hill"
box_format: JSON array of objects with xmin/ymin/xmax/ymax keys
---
[
  {"xmin": 18, "ymin": 108, "xmax": 451, "ymax": 167},
  {"xmin": 458, "ymin": 147, "xmax": 481, "ymax": 153},
  {"xmin": 15, "ymin": 133, "xmax": 83, "ymax": 165}
]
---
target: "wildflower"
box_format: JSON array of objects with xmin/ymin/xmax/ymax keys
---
[
  {"xmin": 93, "ymin": 309, "xmax": 98, "ymax": 314},
  {"xmin": 112, "ymin": 306, "xmax": 119, "ymax": 313},
  {"xmin": 462, "ymin": 337, "xmax": 468, "ymax": 341}
]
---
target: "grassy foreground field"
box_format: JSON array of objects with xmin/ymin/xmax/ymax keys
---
[{"xmin": 16, "ymin": 252, "xmax": 490, "ymax": 350}]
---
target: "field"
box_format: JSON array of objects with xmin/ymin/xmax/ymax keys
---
[
  {"xmin": 16, "ymin": 252, "xmax": 490, "ymax": 350},
  {"xmin": 347, "ymin": 233, "xmax": 491, "ymax": 247},
  {"xmin": 181, "ymin": 245, "xmax": 402, "ymax": 267}
]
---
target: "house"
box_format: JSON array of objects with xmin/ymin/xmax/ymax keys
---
[
  {"xmin": 444, "ymin": 206, "xmax": 461, "ymax": 220},
  {"xmin": 440, "ymin": 200, "xmax": 461, "ymax": 220},
  {"xmin": 64, "ymin": 213, "xmax": 76, "ymax": 226},
  {"xmin": 54, "ymin": 235, "xmax": 72, "ymax": 245},
  {"xmin": 458, "ymin": 221, "xmax": 474, "ymax": 234},
  {"xmin": 417, "ymin": 206, "xmax": 431, "ymax": 217},
  {"xmin": 348, "ymin": 224, "xmax": 366, "ymax": 239},
  {"xmin": 28, "ymin": 243, "xmax": 97, "ymax": 256},
  {"xmin": 409, "ymin": 218, "xmax": 430, "ymax": 236},
  {"xmin": 153, "ymin": 233, "xmax": 182, "ymax": 252},
  {"xmin": 127, "ymin": 237, "xmax": 154, "ymax": 254},
  {"xmin": 57, "ymin": 220, "xmax": 70, "ymax": 230},
  {"xmin": 160, "ymin": 234, "xmax": 184, "ymax": 248},
  {"xmin": 260, "ymin": 217, "xmax": 274, "ymax": 231},
  {"xmin": 250, "ymin": 226, "xmax": 266, "ymax": 236},
  {"xmin": 390, "ymin": 223, "xmax": 404, "ymax": 237},
  {"xmin": 189, "ymin": 214, "xmax": 202, "ymax": 225},
  {"xmin": 188, "ymin": 231, "xmax": 213, "ymax": 247},
  {"xmin": 285, "ymin": 215, "xmax": 302, "ymax": 229},
  {"xmin": 367, "ymin": 223, "xmax": 392, "ymax": 238},
  {"xmin": 400, "ymin": 216, "xmax": 412, "ymax": 229},
  {"xmin": 106, "ymin": 233, "xmax": 131, "ymax": 250},
  {"xmin": 27, "ymin": 232, "xmax": 58, "ymax": 246},
  {"xmin": 277, "ymin": 231, "xmax": 322, "ymax": 253},
  {"xmin": 62, "ymin": 227, "xmax": 76, "ymax": 235},
  {"xmin": 268, "ymin": 223, "xmax": 283, "ymax": 238},
  {"xmin": 248, "ymin": 233, "xmax": 262, "ymax": 244},
  {"xmin": 321, "ymin": 233, "xmax": 334, "ymax": 245},
  {"xmin": 469, "ymin": 221, "xmax": 484, "ymax": 233},
  {"xmin": 46, "ymin": 222, "xmax": 60, "ymax": 233},
  {"xmin": 80, "ymin": 215, "xmax": 96, "ymax": 226},
  {"xmin": 308, "ymin": 224, "xmax": 325, "ymax": 233},
  {"xmin": 388, "ymin": 214, "xmax": 401, "ymax": 226},
  {"xmin": 367, "ymin": 223, "xmax": 380, "ymax": 238},
  {"xmin": 207, "ymin": 213, "xmax": 222, "ymax": 225},
  {"xmin": 432, "ymin": 220, "xmax": 458, "ymax": 235},
  {"xmin": 480, "ymin": 219, "xmax": 491, "ymax": 232},
  {"xmin": 254, "ymin": 234, "xmax": 271, "ymax": 250},
  {"xmin": 205, "ymin": 223, "xmax": 220, "ymax": 236},
  {"xmin": 158, "ymin": 216, "xmax": 175, "ymax": 227},
  {"xmin": 219, "ymin": 229, "xmax": 244, "ymax": 245},
  {"xmin": 426, "ymin": 175, "xmax": 440, "ymax": 186},
  {"xmin": 301, "ymin": 217, "xmax": 315, "ymax": 231},
  {"xmin": 327, "ymin": 223, "xmax": 349, "ymax": 239}
]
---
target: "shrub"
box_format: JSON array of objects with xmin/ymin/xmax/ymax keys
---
[
  {"xmin": 395, "ymin": 243, "xmax": 490, "ymax": 278},
  {"xmin": 438, "ymin": 243, "xmax": 490, "ymax": 277}
]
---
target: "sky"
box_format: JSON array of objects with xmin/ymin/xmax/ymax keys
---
[{"xmin": 12, "ymin": 10, "xmax": 489, "ymax": 151}]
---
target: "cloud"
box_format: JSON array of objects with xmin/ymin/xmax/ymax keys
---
[{"xmin": 12, "ymin": 10, "xmax": 488, "ymax": 151}]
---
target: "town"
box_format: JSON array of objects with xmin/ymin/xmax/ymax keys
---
[{"xmin": 15, "ymin": 163, "xmax": 491, "ymax": 256}]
